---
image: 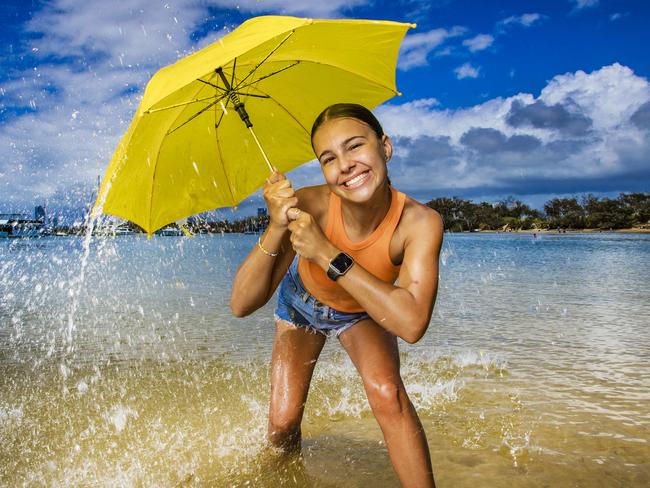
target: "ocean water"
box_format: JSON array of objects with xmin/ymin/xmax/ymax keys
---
[{"xmin": 1, "ymin": 232, "xmax": 649, "ymax": 486}]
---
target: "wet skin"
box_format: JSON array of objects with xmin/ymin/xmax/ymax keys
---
[{"xmin": 231, "ymin": 116, "xmax": 444, "ymax": 487}]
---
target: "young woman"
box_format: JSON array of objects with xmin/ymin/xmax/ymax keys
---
[{"xmin": 231, "ymin": 103, "xmax": 443, "ymax": 487}]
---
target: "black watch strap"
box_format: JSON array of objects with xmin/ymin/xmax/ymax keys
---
[{"xmin": 327, "ymin": 252, "xmax": 354, "ymax": 281}]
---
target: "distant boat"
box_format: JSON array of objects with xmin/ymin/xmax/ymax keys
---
[
  {"xmin": 0, "ymin": 217, "xmax": 46, "ymax": 238},
  {"xmin": 94, "ymin": 223, "xmax": 136, "ymax": 236},
  {"xmin": 10, "ymin": 224, "xmax": 46, "ymax": 238},
  {"xmin": 155, "ymin": 226, "xmax": 185, "ymax": 236}
]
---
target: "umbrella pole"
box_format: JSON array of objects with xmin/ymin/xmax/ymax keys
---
[
  {"xmin": 248, "ymin": 127, "xmax": 274, "ymax": 173},
  {"xmin": 216, "ymin": 67, "xmax": 274, "ymax": 174}
]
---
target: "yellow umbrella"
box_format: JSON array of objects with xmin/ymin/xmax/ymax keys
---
[{"xmin": 96, "ymin": 15, "xmax": 414, "ymax": 235}]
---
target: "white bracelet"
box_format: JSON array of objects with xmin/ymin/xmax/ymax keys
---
[{"xmin": 257, "ymin": 236, "xmax": 278, "ymax": 257}]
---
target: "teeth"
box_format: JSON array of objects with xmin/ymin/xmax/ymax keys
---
[{"xmin": 344, "ymin": 172, "xmax": 368, "ymax": 187}]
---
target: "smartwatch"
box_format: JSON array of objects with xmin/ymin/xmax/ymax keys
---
[{"xmin": 327, "ymin": 252, "xmax": 354, "ymax": 281}]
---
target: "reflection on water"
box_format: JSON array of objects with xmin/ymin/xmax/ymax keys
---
[{"xmin": 1, "ymin": 233, "xmax": 649, "ymax": 486}]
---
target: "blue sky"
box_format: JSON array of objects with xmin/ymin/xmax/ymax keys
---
[{"xmin": 1, "ymin": 0, "xmax": 649, "ymax": 221}]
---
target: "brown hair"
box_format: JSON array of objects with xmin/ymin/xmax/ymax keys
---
[
  {"xmin": 311, "ymin": 103, "xmax": 392, "ymax": 186},
  {"xmin": 311, "ymin": 103, "xmax": 385, "ymax": 140}
]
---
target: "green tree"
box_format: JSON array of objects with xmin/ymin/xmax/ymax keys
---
[
  {"xmin": 582, "ymin": 194, "xmax": 634, "ymax": 229},
  {"xmin": 543, "ymin": 197, "xmax": 585, "ymax": 228},
  {"xmin": 619, "ymin": 193, "xmax": 650, "ymax": 225}
]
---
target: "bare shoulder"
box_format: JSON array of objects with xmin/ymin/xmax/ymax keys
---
[
  {"xmin": 401, "ymin": 195, "xmax": 444, "ymax": 242},
  {"xmin": 295, "ymin": 184, "xmax": 330, "ymax": 219}
]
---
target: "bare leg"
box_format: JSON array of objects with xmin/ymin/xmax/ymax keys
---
[
  {"xmin": 339, "ymin": 319, "xmax": 435, "ymax": 488},
  {"xmin": 268, "ymin": 320, "xmax": 326, "ymax": 452}
]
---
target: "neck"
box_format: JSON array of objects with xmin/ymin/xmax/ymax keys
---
[{"xmin": 340, "ymin": 183, "xmax": 392, "ymax": 236}]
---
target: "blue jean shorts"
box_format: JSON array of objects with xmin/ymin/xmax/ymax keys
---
[{"xmin": 274, "ymin": 258, "xmax": 370, "ymax": 338}]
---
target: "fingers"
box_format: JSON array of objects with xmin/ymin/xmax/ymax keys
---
[
  {"xmin": 266, "ymin": 168, "xmax": 286, "ymax": 185},
  {"xmin": 287, "ymin": 207, "xmax": 302, "ymax": 221},
  {"xmin": 263, "ymin": 178, "xmax": 294, "ymax": 204},
  {"xmin": 264, "ymin": 178, "xmax": 291, "ymax": 193},
  {"xmin": 280, "ymin": 198, "xmax": 299, "ymax": 216}
]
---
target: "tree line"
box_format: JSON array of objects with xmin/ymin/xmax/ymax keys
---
[{"xmin": 425, "ymin": 193, "xmax": 650, "ymax": 232}]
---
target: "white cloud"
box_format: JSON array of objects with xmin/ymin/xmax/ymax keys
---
[
  {"xmin": 398, "ymin": 26, "xmax": 466, "ymax": 70},
  {"xmin": 462, "ymin": 34, "xmax": 494, "ymax": 52},
  {"xmin": 211, "ymin": 0, "xmax": 367, "ymax": 17},
  {"xmin": 0, "ymin": 0, "xmax": 370, "ymax": 211},
  {"xmin": 572, "ymin": 0, "xmax": 599, "ymax": 9},
  {"xmin": 454, "ymin": 63, "xmax": 480, "ymax": 79},
  {"xmin": 539, "ymin": 63, "xmax": 648, "ymax": 131},
  {"xmin": 610, "ymin": 12, "xmax": 628, "ymax": 21},
  {"xmin": 376, "ymin": 63, "xmax": 650, "ymax": 196},
  {"xmin": 2, "ymin": 0, "xmax": 648, "ymax": 212},
  {"xmin": 498, "ymin": 13, "xmax": 545, "ymax": 29}
]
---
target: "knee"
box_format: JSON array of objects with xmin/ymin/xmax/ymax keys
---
[
  {"xmin": 268, "ymin": 408, "xmax": 302, "ymax": 448},
  {"xmin": 269, "ymin": 411, "xmax": 301, "ymax": 435},
  {"xmin": 365, "ymin": 381, "xmax": 411, "ymax": 419}
]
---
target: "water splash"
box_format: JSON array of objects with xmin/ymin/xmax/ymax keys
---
[{"xmin": 64, "ymin": 181, "xmax": 111, "ymax": 354}]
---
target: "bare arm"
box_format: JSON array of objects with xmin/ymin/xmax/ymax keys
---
[
  {"xmin": 229, "ymin": 171, "xmax": 298, "ymax": 317},
  {"xmin": 288, "ymin": 206, "xmax": 444, "ymax": 343},
  {"xmin": 229, "ymin": 225, "xmax": 295, "ymax": 317}
]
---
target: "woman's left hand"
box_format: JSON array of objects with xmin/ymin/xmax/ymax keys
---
[{"xmin": 287, "ymin": 208, "xmax": 338, "ymax": 268}]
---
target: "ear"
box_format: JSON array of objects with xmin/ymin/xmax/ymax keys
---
[{"xmin": 381, "ymin": 134, "xmax": 393, "ymax": 162}]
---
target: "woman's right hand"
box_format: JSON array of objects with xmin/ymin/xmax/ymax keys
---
[{"xmin": 263, "ymin": 169, "xmax": 298, "ymax": 229}]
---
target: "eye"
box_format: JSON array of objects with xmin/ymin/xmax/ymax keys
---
[
  {"xmin": 321, "ymin": 156, "xmax": 335, "ymax": 165},
  {"xmin": 348, "ymin": 142, "xmax": 362, "ymax": 151}
]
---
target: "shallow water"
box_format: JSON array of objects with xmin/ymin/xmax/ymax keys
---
[{"xmin": 1, "ymin": 233, "xmax": 649, "ymax": 486}]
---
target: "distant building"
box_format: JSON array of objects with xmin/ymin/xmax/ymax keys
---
[
  {"xmin": 35, "ymin": 205, "xmax": 46, "ymax": 222},
  {"xmin": 257, "ymin": 207, "xmax": 267, "ymax": 218}
]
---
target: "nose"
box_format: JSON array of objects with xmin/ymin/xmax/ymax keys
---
[{"xmin": 337, "ymin": 154, "xmax": 355, "ymax": 173}]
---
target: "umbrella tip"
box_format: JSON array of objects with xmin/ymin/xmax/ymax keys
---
[{"xmin": 410, "ymin": 23, "xmax": 417, "ymax": 29}]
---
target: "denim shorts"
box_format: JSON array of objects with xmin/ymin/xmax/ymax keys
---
[{"xmin": 274, "ymin": 258, "xmax": 370, "ymax": 338}]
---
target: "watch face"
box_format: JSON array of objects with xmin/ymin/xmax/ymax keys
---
[{"xmin": 331, "ymin": 252, "xmax": 354, "ymax": 273}]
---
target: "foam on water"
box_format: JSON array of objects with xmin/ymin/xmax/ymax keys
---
[
  {"xmin": 1, "ymin": 232, "xmax": 649, "ymax": 486},
  {"xmin": 0, "ymin": 343, "xmax": 523, "ymax": 486}
]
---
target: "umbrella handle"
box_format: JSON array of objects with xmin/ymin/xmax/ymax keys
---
[
  {"xmin": 248, "ymin": 126, "xmax": 274, "ymax": 174},
  {"xmin": 216, "ymin": 67, "xmax": 273, "ymax": 174}
]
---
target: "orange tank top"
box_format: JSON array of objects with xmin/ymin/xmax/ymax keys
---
[{"xmin": 297, "ymin": 186, "xmax": 406, "ymax": 313}]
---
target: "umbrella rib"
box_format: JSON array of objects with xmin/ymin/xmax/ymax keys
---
[
  {"xmin": 147, "ymin": 80, "xmax": 220, "ymax": 231},
  {"xmin": 304, "ymin": 59, "xmax": 401, "ymax": 95},
  {"xmin": 236, "ymin": 31, "xmax": 295, "ymax": 88},
  {"xmin": 232, "ymin": 92, "xmax": 270, "ymax": 99},
  {"xmin": 166, "ymin": 98, "xmax": 223, "ymax": 135},
  {"xmin": 235, "ymin": 61, "xmax": 301, "ymax": 93},
  {"xmin": 215, "ymin": 107, "xmax": 225, "ymax": 129},
  {"xmin": 214, "ymin": 124, "xmax": 237, "ymax": 207},
  {"xmin": 244, "ymin": 84, "xmax": 311, "ymax": 136},
  {"xmin": 237, "ymin": 58, "xmax": 401, "ymax": 96},
  {"xmin": 148, "ymin": 123, "xmax": 170, "ymax": 234},
  {"xmin": 197, "ymin": 79, "xmax": 227, "ymax": 92},
  {"xmin": 145, "ymin": 95, "xmax": 220, "ymax": 114}
]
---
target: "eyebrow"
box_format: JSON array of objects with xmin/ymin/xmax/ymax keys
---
[{"xmin": 317, "ymin": 135, "xmax": 366, "ymax": 161}]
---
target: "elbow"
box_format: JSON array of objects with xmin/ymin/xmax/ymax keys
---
[
  {"xmin": 401, "ymin": 320, "xmax": 428, "ymax": 344},
  {"xmin": 229, "ymin": 297, "xmax": 251, "ymax": 318},
  {"xmin": 402, "ymin": 330, "xmax": 424, "ymax": 345}
]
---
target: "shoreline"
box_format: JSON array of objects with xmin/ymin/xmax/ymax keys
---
[{"xmin": 474, "ymin": 228, "xmax": 650, "ymax": 234}]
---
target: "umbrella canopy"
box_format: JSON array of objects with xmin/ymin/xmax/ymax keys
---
[{"xmin": 96, "ymin": 15, "xmax": 414, "ymax": 235}]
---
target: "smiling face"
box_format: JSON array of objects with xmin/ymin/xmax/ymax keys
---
[{"xmin": 312, "ymin": 117, "xmax": 393, "ymax": 204}]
